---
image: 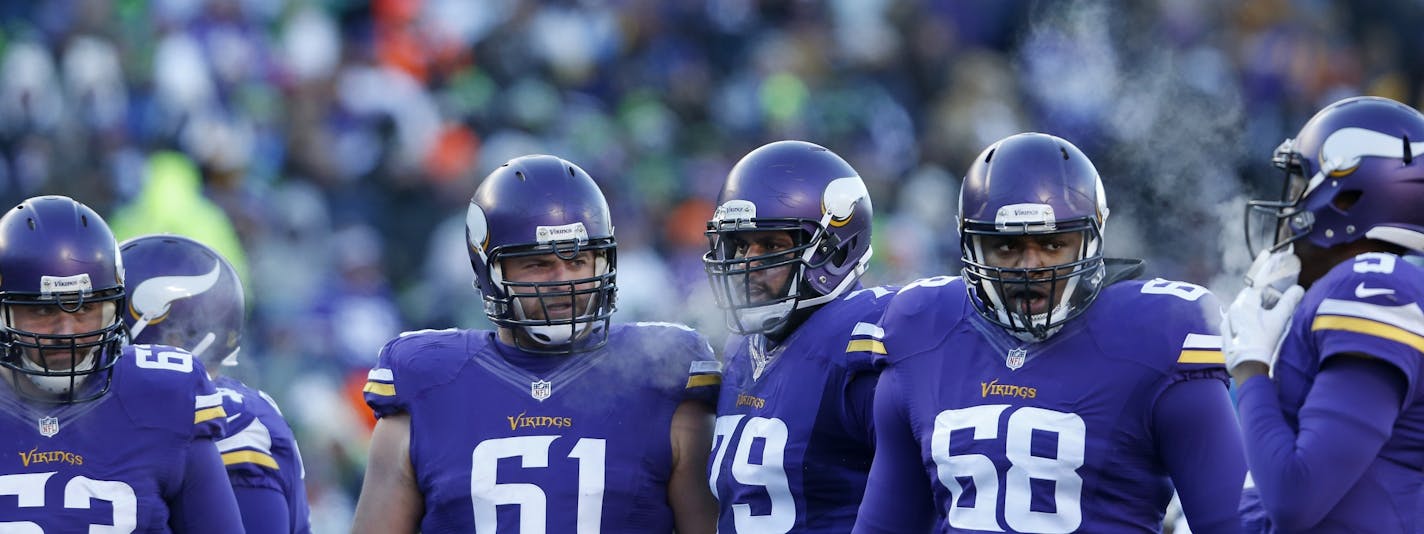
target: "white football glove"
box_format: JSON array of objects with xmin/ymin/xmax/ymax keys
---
[{"xmin": 1221, "ymin": 250, "xmax": 1306, "ymax": 373}]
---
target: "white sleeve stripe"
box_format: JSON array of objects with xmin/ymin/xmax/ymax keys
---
[
  {"xmin": 195, "ymin": 393, "xmax": 224, "ymax": 409},
  {"xmin": 689, "ymin": 360, "xmax": 722, "ymax": 374},
  {"xmin": 367, "ymin": 368, "xmax": 394, "ymax": 382},
  {"xmin": 396, "ymin": 328, "xmax": 457, "ymax": 338},
  {"xmin": 1318, "ymin": 299, "xmax": 1424, "ymax": 336},
  {"xmin": 633, "ymin": 321, "xmax": 696, "ymax": 331},
  {"xmin": 1182, "ymin": 334, "xmax": 1222, "ymax": 350},
  {"xmin": 851, "ymin": 322, "xmax": 885, "ymax": 339},
  {"xmin": 216, "ymin": 418, "xmax": 274, "ymax": 455}
]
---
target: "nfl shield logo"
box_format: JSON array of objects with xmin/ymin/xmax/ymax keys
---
[
  {"xmin": 530, "ymin": 380, "xmax": 553, "ymax": 401},
  {"xmin": 38, "ymin": 416, "xmax": 59, "ymax": 437},
  {"xmin": 1005, "ymin": 348, "xmax": 1027, "ymax": 371}
]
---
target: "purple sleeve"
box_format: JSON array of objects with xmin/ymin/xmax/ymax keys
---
[
  {"xmin": 1152, "ymin": 378, "xmax": 1246, "ymax": 534},
  {"xmin": 842, "ymin": 370, "xmax": 878, "ymax": 448},
  {"xmin": 168, "ymin": 437, "xmax": 244, "ymax": 534},
  {"xmin": 852, "ymin": 369, "xmax": 937, "ymax": 534},
  {"xmin": 364, "ymin": 338, "xmax": 406, "ymax": 419},
  {"xmin": 1236, "ymin": 356, "xmax": 1405, "ymax": 531},
  {"xmin": 682, "ymin": 333, "xmax": 721, "ymax": 406},
  {"xmin": 234, "ymin": 486, "xmax": 292, "ymax": 534}
]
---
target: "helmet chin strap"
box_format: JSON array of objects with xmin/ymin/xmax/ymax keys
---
[
  {"xmin": 522, "ymin": 322, "xmax": 597, "ymax": 346},
  {"xmin": 512, "ymin": 291, "xmax": 601, "ymax": 348},
  {"xmin": 731, "ymin": 299, "xmax": 797, "ymax": 335},
  {"xmin": 20, "ymin": 349, "xmax": 98, "ymax": 395}
]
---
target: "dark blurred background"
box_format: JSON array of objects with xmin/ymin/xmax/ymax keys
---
[{"xmin": 1, "ymin": 0, "xmax": 1419, "ymax": 529}]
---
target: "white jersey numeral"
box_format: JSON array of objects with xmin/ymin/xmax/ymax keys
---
[
  {"xmin": 931, "ymin": 405, "xmax": 1086, "ymax": 533},
  {"xmin": 1353, "ymin": 252, "xmax": 1397, "ymax": 274},
  {"xmin": 470, "ymin": 436, "xmax": 606, "ymax": 533},
  {"xmin": 0, "ymin": 472, "xmax": 138, "ymax": 533},
  {"xmin": 709, "ymin": 415, "xmax": 795, "ymax": 533},
  {"xmin": 1141, "ymin": 279, "xmax": 1209, "ymax": 301},
  {"xmin": 133, "ymin": 345, "xmax": 194, "ymax": 373}
]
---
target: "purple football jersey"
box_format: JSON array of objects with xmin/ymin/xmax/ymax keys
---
[
  {"xmin": 214, "ymin": 376, "xmax": 311, "ymax": 533},
  {"xmin": 364, "ymin": 322, "xmax": 718, "ymax": 533},
  {"xmin": 0, "ymin": 344, "xmax": 227, "ymax": 532},
  {"xmin": 709, "ymin": 285, "xmax": 894, "ymax": 533},
  {"xmin": 1255, "ymin": 252, "xmax": 1424, "ymax": 530},
  {"xmin": 866, "ymin": 275, "xmax": 1230, "ymax": 533}
]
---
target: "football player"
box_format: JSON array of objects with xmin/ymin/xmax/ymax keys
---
[
  {"xmin": 702, "ymin": 140, "xmax": 896, "ymax": 532},
  {"xmin": 853, "ymin": 133, "xmax": 1247, "ymax": 533},
  {"xmin": 121, "ymin": 234, "xmax": 312, "ymax": 533},
  {"xmin": 352, "ymin": 155, "xmax": 720, "ymax": 533},
  {"xmin": 1225, "ymin": 95, "xmax": 1424, "ymax": 532},
  {"xmin": 0, "ymin": 195, "xmax": 242, "ymax": 532}
]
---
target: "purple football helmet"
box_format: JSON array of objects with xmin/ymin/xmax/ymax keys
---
[
  {"xmin": 1247, "ymin": 96, "xmax": 1424, "ymax": 255},
  {"xmin": 119, "ymin": 235, "xmax": 244, "ymax": 369},
  {"xmin": 0, "ymin": 196, "xmax": 127, "ymax": 403},
  {"xmin": 703, "ymin": 140, "xmax": 873, "ymax": 335},
  {"xmin": 959, "ymin": 133, "xmax": 1109, "ymax": 341},
  {"xmin": 465, "ymin": 155, "xmax": 617, "ymax": 353}
]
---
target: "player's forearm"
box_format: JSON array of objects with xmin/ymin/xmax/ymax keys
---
[
  {"xmin": 852, "ymin": 370, "xmax": 936, "ymax": 534},
  {"xmin": 1236, "ymin": 359, "xmax": 1402, "ymax": 530},
  {"xmin": 353, "ymin": 414, "xmax": 423, "ymax": 534},
  {"xmin": 234, "ymin": 486, "xmax": 290, "ymax": 533},
  {"xmin": 170, "ymin": 438, "xmax": 244, "ymax": 534},
  {"xmin": 1153, "ymin": 379, "xmax": 1246, "ymax": 532},
  {"xmin": 669, "ymin": 401, "xmax": 717, "ymax": 534}
]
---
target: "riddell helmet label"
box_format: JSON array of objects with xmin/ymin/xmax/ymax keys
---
[
  {"xmin": 40, "ymin": 274, "xmax": 92, "ymax": 296},
  {"xmin": 712, "ymin": 200, "xmax": 757, "ymax": 229},
  {"xmin": 995, "ymin": 203, "xmax": 1057, "ymax": 231},
  {"xmin": 535, "ymin": 222, "xmax": 589, "ymax": 244}
]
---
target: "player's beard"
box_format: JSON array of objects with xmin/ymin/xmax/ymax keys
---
[{"xmin": 734, "ymin": 267, "xmax": 794, "ymax": 306}]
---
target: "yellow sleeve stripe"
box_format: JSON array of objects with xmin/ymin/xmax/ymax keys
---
[
  {"xmin": 686, "ymin": 374, "xmax": 722, "ymax": 389},
  {"xmin": 845, "ymin": 339, "xmax": 887, "ymax": 355},
  {"xmin": 222, "ymin": 450, "xmax": 279, "ymax": 470},
  {"xmin": 194, "ymin": 406, "xmax": 227, "ymax": 425},
  {"xmin": 1177, "ymin": 350, "xmax": 1225, "ymax": 364},
  {"xmin": 1313, "ymin": 315, "xmax": 1424, "ymax": 352},
  {"xmin": 363, "ymin": 381, "xmax": 396, "ymax": 397}
]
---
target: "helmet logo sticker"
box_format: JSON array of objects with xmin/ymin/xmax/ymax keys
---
[
  {"xmin": 129, "ymin": 261, "xmax": 221, "ymax": 326},
  {"xmin": 1319, "ymin": 127, "xmax": 1424, "ymax": 179},
  {"xmin": 40, "ymin": 274, "xmax": 92, "ymax": 296},
  {"xmin": 535, "ymin": 222, "xmax": 589, "ymax": 244},
  {"xmin": 712, "ymin": 200, "xmax": 757, "ymax": 230},
  {"xmin": 823, "ymin": 176, "xmax": 868, "ymax": 227},
  {"xmin": 995, "ymin": 203, "xmax": 1057, "ymax": 232},
  {"xmin": 466, "ymin": 202, "xmax": 490, "ymax": 253}
]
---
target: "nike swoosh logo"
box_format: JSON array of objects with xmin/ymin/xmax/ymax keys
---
[
  {"xmin": 226, "ymin": 413, "xmax": 241, "ymax": 423},
  {"xmin": 1355, "ymin": 282, "xmax": 1395, "ymax": 299}
]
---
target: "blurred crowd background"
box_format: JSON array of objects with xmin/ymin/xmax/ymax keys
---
[{"xmin": 0, "ymin": 0, "xmax": 1420, "ymax": 530}]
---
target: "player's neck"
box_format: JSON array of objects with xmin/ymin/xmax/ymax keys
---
[{"xmin": 762, "ymin": 305, "xmax": 817, "ymax": 345}]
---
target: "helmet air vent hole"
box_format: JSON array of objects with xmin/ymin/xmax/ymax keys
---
[
  {"xmin": 1405, "ymin": 134, "xmax": 1414, "ymax": 164},
  {"xmin": 515, "ymin": 171, "xmax": 526, "ymax": 182},
  {"xmin": 1332, "ymin": 190, "xmax": 1362, "ymax": 212},
  {"xmin": 27, "ymin": 218, "xmax": 34, "ymax": 230},
  {"xmin": 81, "ymin": 215, "xmax": 88, "ymax": 227},
  {"xmin": 567, "ymin": 165, "xmax": 576, "ymax": 177},
  {"xmin": 985, "ymin": 149, "xmax": 995, "ymax": 163},
  {"xmin": 1061, "ymin": 147, "xmax": 1070, "ymax": 160}
]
